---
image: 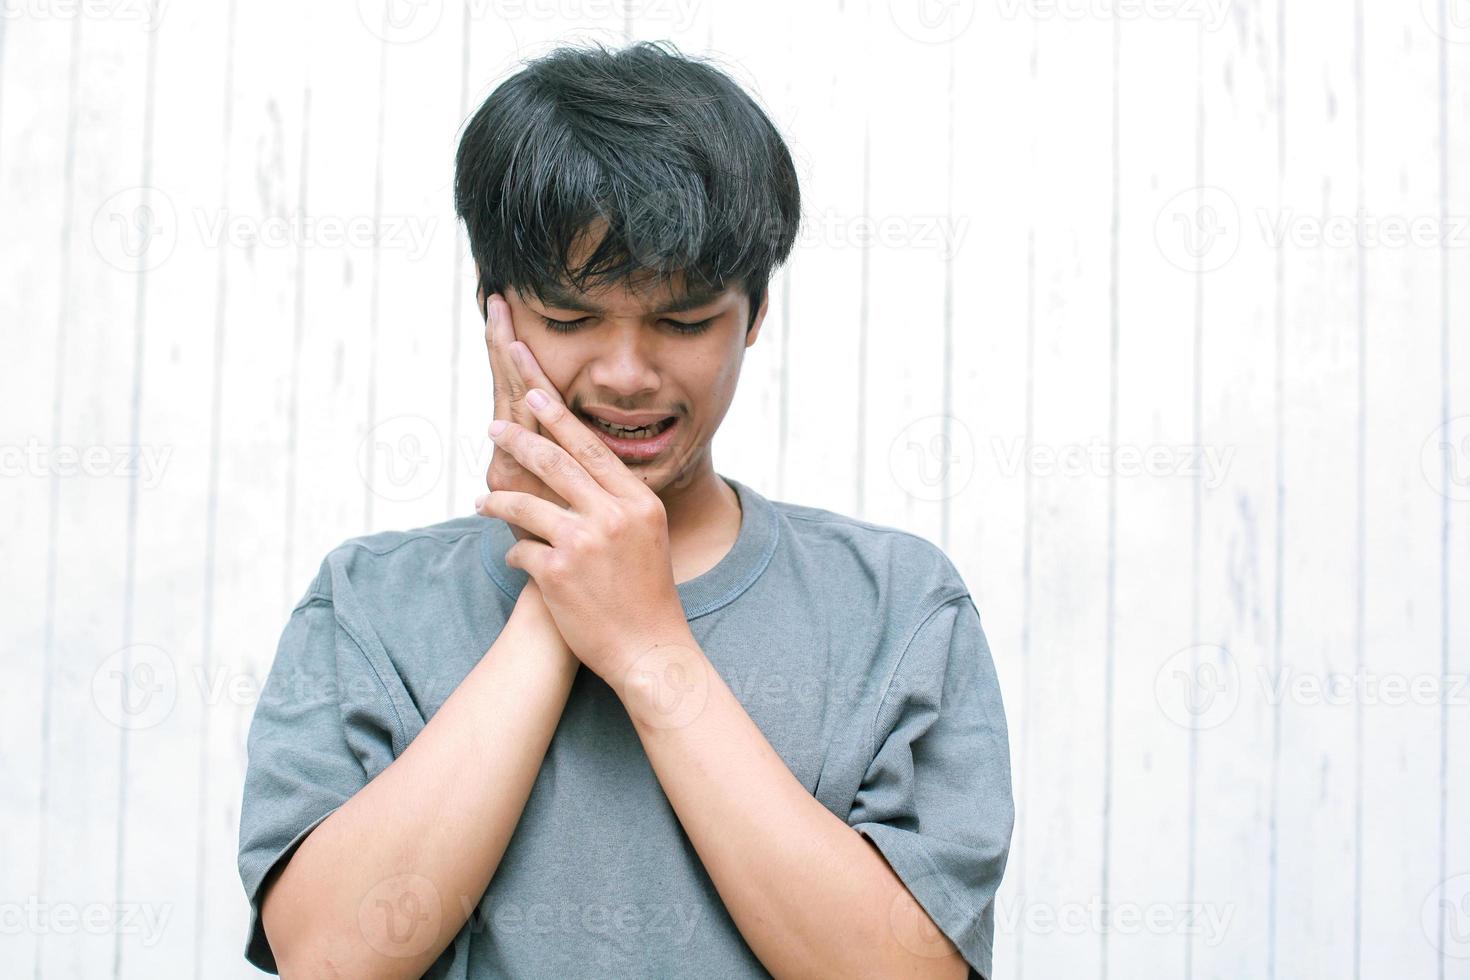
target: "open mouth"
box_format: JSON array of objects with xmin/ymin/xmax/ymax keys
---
[
  {"xmin": 578, "ymin": 412, "xmax": 676, "ymax": 439},
  {"xmin": 577, "ymin": 410, "xmax": 681, "ymax": 462}
]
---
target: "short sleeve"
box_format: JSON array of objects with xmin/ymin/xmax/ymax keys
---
[
  {"xmin": 847, "ymin": 595, "xmax": 1014, "ymax": 980},
  {"xmin": 235, "ymin": 567, "xmax": 401, "ymax": 974}
]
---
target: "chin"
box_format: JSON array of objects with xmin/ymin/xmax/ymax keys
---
[{"xmin": 657, "ymin": 463, "xmax": 706, "ymax": 496}]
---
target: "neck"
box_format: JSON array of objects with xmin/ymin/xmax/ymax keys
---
[{"xmin": 655, "ymin": 458, "xmax": 742, "ymax": 585}]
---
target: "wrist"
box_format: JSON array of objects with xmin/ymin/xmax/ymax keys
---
[
  {"xmin": 509, "ymin": 582, "xmax": 574, "ymax": 655},
  {"xmin": 604, "ymin": 628, "xmax": 711, "ymax": 731},
  {"xmin": 511, "ymin": 578, "xmax": 551, "ymax": 625}
]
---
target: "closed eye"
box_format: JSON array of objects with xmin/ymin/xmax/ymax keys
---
[
  {"xmin": 665, "ymin": 317, "xmax": 715, "ymax": 335},
  {"xmin": 537, "ymin": 314, "xmax": 716, "ymax": 336},
  {"xmin": 539, "ymin": 314, "xmax": 590, "ymax": 333}
]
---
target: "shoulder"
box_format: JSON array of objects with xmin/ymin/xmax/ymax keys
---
[
  {"xmin": 277, "ymin": 515, "xmax": 494, "ymax": 748},
  {"xmin": 768, "ymin": 497, "xmax": 972, "ymax": 611},
  {"xmin": 298, "ymin": 515, "xmax": 487, "ymax": 608}
]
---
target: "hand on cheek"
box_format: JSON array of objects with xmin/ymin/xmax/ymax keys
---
[{"xmin": 484, "ymin": 293, "xmax": 570, "ymax": 541}]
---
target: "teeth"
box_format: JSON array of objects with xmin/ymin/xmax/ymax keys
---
[{"xmin": 588, "ymin": 415, "xmax": 670, "ymax": 439}]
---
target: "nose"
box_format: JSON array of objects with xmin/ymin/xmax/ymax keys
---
[{"xmin": 586, "ymin": 321, "xmax": 661, "ymax": 399}]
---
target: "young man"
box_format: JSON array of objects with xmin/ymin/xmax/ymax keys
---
[{"xmin": 237, "ymin": 39, "xmax": 1012, "ymax": 980}]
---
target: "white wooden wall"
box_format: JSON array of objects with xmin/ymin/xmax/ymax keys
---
[{"xmin": 2, "ymin": 1, "xmax": 1466, "ymax": 977}]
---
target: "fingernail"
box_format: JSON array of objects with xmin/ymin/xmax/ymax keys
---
[
  {"xmin": 474, "ymin": 493, "xmax": 489, "ymax": 510},
  {"xmin": 526, "ymin": 388, "xmax": 549, "ymax": 409},
  {"xmin": 489, "ymin": 419, "xmax": 508, "ymax": 436}
]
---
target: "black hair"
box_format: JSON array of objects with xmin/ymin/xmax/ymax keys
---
[{"xmin": 454, "ymin": 39, "xmax": 801, "ymax": 332}]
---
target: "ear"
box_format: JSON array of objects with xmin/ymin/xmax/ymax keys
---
[{"xmin": 744, "ymin": 288, "xmax": 771, "ymax": 349}]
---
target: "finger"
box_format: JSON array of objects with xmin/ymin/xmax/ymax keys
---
[
  {"xmin": 485, "ymin": 293, "xmax": 509, "ymax": 422},
  {"xmin": 507, "ymin": 521, "xmax": 548, "ymax": 546},
  {"xmin": 485, "ymin": 294, "xmax": 533, "ymax": 429},
  {"xmin": 492, "ymin": 294, "xmax": 540, "ymax": 432},
  {"xmin": 506, "ymin": 341, "xmax": 564, "ymax": 457},
  {"xmin": 475, "ymin": 488, "xmax": 573, "ymax": 546},
  {"xmin": 486, "ymin": 419, "xmax": 543, "ymax": 493},
  {"xmin": 508, "ymin": 340, "xmax": 564, "ymax": 411},
  {"xmin": 520, "ymin": 387, "xmax": 641, "ymax": 499},
  {"xmin": 487, "ymin": 419, "xmax": 605, "ymax": 511},
  {"xmin": 503, "ymin": 535, "xmax": 554, "ymax": 582},
  {"xmin": 484, "ymin": 295, "xmax": 540, "ymax": 494}
]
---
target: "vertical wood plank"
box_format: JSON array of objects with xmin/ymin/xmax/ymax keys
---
[
  {"xmin": 287, "ymin": 3, "xmax": 386, "ymax": 581},
  {"xmin": 1108, "ymin": 9, "xmax": 1198, "ymax": 979},
  {"xmin": 0, "ymin": 12, "xmax": 75, "ymax": 980},
  {"xmin": 1275, "ymin": 2, "xmax": 1362, "ymax": 976},
  {"xmin": 1442, "ymin": 7, "xmax": 1470, "ymax": 979},
  {"xmin": 1192, "ymin": 2, "xmax": 1284, "ymax": 977},
  {"xmin": 852, "ymin": 0, "xmax": 953, "ymax": 546},
  {"xmin": 1359, "ymin": 3, "xmax": 1454, "ymax": 976},
  {"xmin": 34, "ymin": 10, "xmax": 151, "ymax": 977},
  {"xmin": 1018, "ymin": 9, "xmax": 1114, "ymax": 978},
  {"xmin": 112, "ymin": 2, "xmax": 234, "ymax": 976}
]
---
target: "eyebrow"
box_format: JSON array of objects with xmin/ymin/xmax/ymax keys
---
[{"xmin": 534, "ymin": 281, "xmax": 727, "ymax": 316}]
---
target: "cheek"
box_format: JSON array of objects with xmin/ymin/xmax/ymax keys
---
[{"xmin": 687, "ymin": 342, "xmax": 744, "ymax": 416}]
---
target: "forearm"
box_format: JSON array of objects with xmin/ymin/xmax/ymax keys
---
[
  {"xmin": 263, "ymin": 583, "xmax": 579, "ymax": 980},
  {"xmin": 612, "ymin": 634, "xmax": 968, "ymax": 980}
]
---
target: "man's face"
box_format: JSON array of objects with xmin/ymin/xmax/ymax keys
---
[{"xmin": 500, "ymin": 270, "xmax": 767, "ymax": 494}]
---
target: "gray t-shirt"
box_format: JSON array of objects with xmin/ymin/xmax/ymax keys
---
[{"xmin": 237, "ymin": 474, "xmax": 1012, "ymax": 979}]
